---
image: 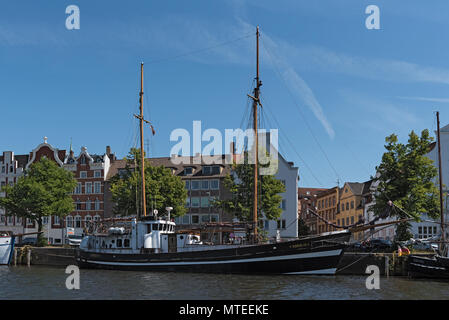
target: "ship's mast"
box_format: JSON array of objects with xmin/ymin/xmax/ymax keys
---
[
  {"xmin": 134, "ymin": 62, "xmax": 147, "ymax": 218},
  {"xmin": 250, "ymin": 26, "xmax": 262, "ymax": 241},
  {"xmin": 139, "ymin": 63, "xmax": 147, "ymax": 218},
  {"xmin": 437, "ymin": 111, "xmax": 445, "ymax": 251}
]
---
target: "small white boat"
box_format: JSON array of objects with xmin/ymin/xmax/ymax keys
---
[{"xmin": 0, "ymin": 231, "xmax": 15, "ymax": 265}]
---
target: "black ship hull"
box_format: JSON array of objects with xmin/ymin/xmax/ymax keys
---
[
  {"xmin": 76, "ymin": 231, "xmax": 350, "ymax": 275},
  {"xmin": 408, "ymin": 255, "xmax": 449, "ymax": 279}
]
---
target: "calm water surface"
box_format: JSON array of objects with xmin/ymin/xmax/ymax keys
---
[{"xmin": 1, "ymin": 265, "xmax": 449, "ymax": 300}]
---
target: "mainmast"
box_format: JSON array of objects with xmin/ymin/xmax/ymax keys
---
[
  {"xmin": 139, "ymin": 63, "xmax": 147, "ymax": 218},
  {"xmin": 437, "ymin": 111, "xmax": 445, "ymax": 251},
  {"xmin": 250, "ymin": 26, "xmax": 262, "ymax": 241}
]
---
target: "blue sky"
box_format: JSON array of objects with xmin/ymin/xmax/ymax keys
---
[{"xmin": 1, "ymin": 1, "xmax": 449, "ymax": 188}]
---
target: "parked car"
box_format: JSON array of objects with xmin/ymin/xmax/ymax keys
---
[
  {"xmin": 347, "ymin": 241, "xmax": 363, "ymax": 252},
  {"xmin": 412, "ymin": 240, "xmax": 437, "ymax": 252},
  {"xmin": 21, "ymin": 237, "xmax": 37, "ymax": 246},
  {"xmin": 66, "ymin": 235, "xmax": 83, "ymax": 246},
  {"xmin": 364, "ymin": 239, "xmax": 394, "ymax": 252}
]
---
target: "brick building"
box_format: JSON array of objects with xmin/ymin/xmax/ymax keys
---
[{"xmin": 298, "ymin": 187, "xmax": 327, "ymax": 235}]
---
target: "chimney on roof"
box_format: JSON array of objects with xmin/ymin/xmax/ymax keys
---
[
  {"xmin": 230, "ymin": 141, "xmax": 236, "ymax": 163},
  {"xmin": 106, "ymin": 146, "xmax": 111, "ymax": 155}
]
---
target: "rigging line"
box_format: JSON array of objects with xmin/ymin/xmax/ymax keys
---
[
  {"xmin": 258, "ymin": 93, "xmax": 325, "ymax": 187},
  {"xmin": 260, "ymin": 36, "xmax": 344, "ymax": 183},
  {"xmin": 146, "ymin": 32, "xmax": 254, "ymax": 65}
]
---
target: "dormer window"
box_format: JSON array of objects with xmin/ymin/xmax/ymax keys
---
[
  {"xmin": 184, "ymin": 167, "xmax": 193, "ymax": 175},
  {"xmin": 203, "ymin": 166, "xmax": 220, "ymax": 175}
]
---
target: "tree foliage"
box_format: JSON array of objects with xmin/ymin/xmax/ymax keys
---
[
  {"xmin": 214, "ymin": 151, "xmax": 285, "ymax": 224},
  {"xmin": 109, "ymin": 148, "xmax": 187, "ymax": 218},
  {"xmin": 372, "ymin": 130, "xmax": 440, "ymax": 241},
  {"xmin": 0, "ymin": 158, "xmax": 77, "ymax": 246}
]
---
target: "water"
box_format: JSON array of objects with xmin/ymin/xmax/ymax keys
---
[{"xmin": 1, "ymin": 265, "xmax": 449, "ymax": 300}]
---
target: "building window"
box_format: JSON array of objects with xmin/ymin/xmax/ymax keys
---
[
  {"xmin": 191, "ymin": 197, "xmax": 200, "ymax": 208},
  {"xmin": 94, "ymin": 182, "xmax": 101, "ymax": 193},
  {"xmin": 7, "ymin": 215, "xmax": 13, "ymax": 225},
  {"xmin": 75, "ymin": 216, "xmax": 82, "ymax": 228},
  {"xmin": 54, "ymin": 216, "xmax": 60, "ymax": 225},
  {"xmin": 201, "ymin": 215, "xmax": 210, "ymax": 223},
  {"xmin": 210, "ymin": 179, "xmax": 219, "ymax": 190},
  {"xmin": 182, "ymin": 215, "xmax": 191, "ymax": 224},
  {"xmin": 184, "ymin": 167, "xmax": 193, "ymax": 175},
  {"xmin": 211, "ymin": 166, "xmax": 220, "ymax": 175},
  {"xmin": 203, "ymin": 166, "xmax": 212, "ymax": 175},
  {"xmin": 94, "ymin": 215, "xmax": 101, "ymax": 222},
  {"xmin": 191, "ymin": 181, "xmax": 200, "ymax": 190},
  {"xmin": 85, "ymin": 215, "xmax": 92, "ymax": 225},
  {"xmin": 85, "ymin": 182, "xmax": 92, "ymax": 194},
  {"xmin": 75, "ymin": 183, "xmax": 82, "ymax": 194},
  {"xmin": 80, "ymin": 171, "xmax": 87, "ymax": 178},
  {"xmin": 201, "ymin": 197, "xmax": 209, "ymax": 208},
  {"xmin": 210, "ymin": 214, "xmax": 218, "ymax": 222},
  {"xmin": 185, "ymin": 197, "xmax": 190, "ymax": 208},
  {"xmin": 346, "ymin": 202, "xmax": 349, "ymax": 210},
  {"xmin": 280, "ymin": 199, "xmax": 286, "ymax": 210},
  {"xmin": 185, "ymin": 180, "xmax": 190, "ymax": 190},
  {"xmin": 76, "ymin": 200, "xmax": 82, "ymax": 210},
  {"xmin": 95, "ymin": 199, "xmax": 100, "ymax": 210},
  {"xmin": 201, "ymin": 180, "xmax": 209, "ymax": 190},
  {"xmin": 42, "ymin": 216, "xmax": 48, "ymax": 225},
  {"xmin": 277, "ymin": 219, "xmax": 286, "ymax": 230},
  {"xmin": 86, "ymin": 200, "xmax": 91, "ymax": 211},
  {"xmin": 66, "ymin": 216, "xmax": 73, "ymax": 228},
  {"xmin": 191, "ymin": 215, "xmax": 199, "ymax": 224},
  {"xmin": 351, "ymin": 201, "xmax": 354, "ymax": 209},
  {"xmin": 94, "ymin": 171, "xmax": 101, "ymax": 178}
]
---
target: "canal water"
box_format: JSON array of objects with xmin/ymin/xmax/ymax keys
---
[{"xmin": 1, "ymin": 265, "xmax": 448, "ymax": 300}]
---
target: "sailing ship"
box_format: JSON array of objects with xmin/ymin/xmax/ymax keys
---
[
  {"xmin": 407, "ymin": 111, "xmax": 449, "ymax": 279},
  {"xmin": 76, "ymin": 27, "xmax": 352, "ymax": 274},
  {"xmin": 0, "ymin": 231, "xmax": 15, "ymax": 265}
]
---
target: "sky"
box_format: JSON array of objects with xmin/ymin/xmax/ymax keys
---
[{"xmin": 1, "ymin": 0, "xmax": 449, "ymax": 188}]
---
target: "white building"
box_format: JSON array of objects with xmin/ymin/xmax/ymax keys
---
[
  {"xmin": 410, "ymin": 124, "xmax": 449, "ymax": 240},
  {"xmin": 258, "ymin": 132, "xmax": 299, "ymax": 240},
  {"xmin": 363, "ymin": 177, "xmax": 396, "ymax": 241},
  {"xmin": 0, "ymin": 151, "xmax": 28, "ymax": 235}
]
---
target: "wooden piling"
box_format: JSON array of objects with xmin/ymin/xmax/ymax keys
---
[
  {"xmin": 27, "ymin": 249, "xmax": 31, "ymax": 267},
  {"xmin": 13, "ymin": 248, "xmax": 17, "ymax": 266}
]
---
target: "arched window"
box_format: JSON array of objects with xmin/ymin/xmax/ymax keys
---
[
  {"xmin": 66, "ymin": 216, "xmax": 73, "ymax": 228},
  {"xmin": 75, "ymin": 216, "xmax": 82, "ymax": 228}
]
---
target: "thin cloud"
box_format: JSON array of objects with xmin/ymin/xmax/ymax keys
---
[{"xmin": 397, "ymin": 96, "xmax": 449, "ymax": 103}]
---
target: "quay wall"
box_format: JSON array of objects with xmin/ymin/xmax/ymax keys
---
[{"xmin": 11, "ymin": 247, "xmax": 433, "ymax": 276}]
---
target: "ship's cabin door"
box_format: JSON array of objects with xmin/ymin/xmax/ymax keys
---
[{"xmin": 168, "ymin": 234, "xmax": 177, "ymax": 253}]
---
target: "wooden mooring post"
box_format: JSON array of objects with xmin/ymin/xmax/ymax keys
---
[
  {"xmin": 27, "ymin": 249, "xmax": 31, "ymax": 267},
  {"xmin": 13, "ymin": 248, "xmax": 17, "ymax": 266}
]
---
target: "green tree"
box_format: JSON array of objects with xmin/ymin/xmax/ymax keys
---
[
  {"xmin": 214, "ymin": 151, "xmax": 285, "ymax": 229},
  {"xmin": 0, "ymin": 158, "xmax": 77, "ymax": 246},
  {"xmin": 298, "ymin": 218, "xmax": 310, "ymax": 237},
  {"xmin": 109, "ymin": 148, "xmax": 187, "ymax": 218},
  {"xmin": 372, "ymin": 130, "xmax": 440, "ymax": 241}
]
